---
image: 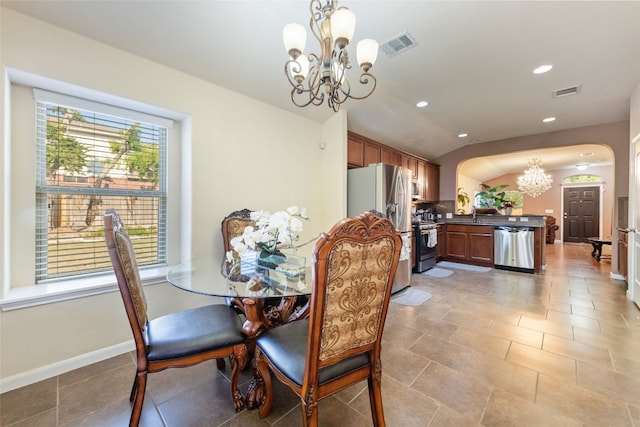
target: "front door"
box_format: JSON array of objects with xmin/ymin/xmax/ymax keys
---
[{"xmin": 563, "ymin": 186, "xmax": 599, "ymax": 243}]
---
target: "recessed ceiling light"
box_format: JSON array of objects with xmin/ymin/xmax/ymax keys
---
[
  {"xmin": 458, "ymin": 133, "xmax": 468, "ymax": 138},
  {"xmin": 580, "ymin": 152, "xmax": 594, "ymax": 157},
  {"xmin": 542, "ymin": 117, "xmax": 556, "ymax": 123},
  {"xmin": 533, "ymin": 64, "xmax": 553, "ymax": 74},
  {"xmin": 416, "ymin": 100, "xmax": 429, "ymax": 108}
]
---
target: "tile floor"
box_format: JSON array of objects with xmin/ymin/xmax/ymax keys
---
[{"xmin": 3, "ymin": 242, "xmax": 640, "ymax": 426}]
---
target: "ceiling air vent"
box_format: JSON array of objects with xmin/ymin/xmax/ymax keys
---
[
  {"xmin": 553, "ymin": 85, "xmax": 581, "ymax": 98},
  {"xmin": 380, "ymin": 32, "xmax": 418, "ymax": 58}
]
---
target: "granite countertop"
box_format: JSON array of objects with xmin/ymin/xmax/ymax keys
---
[{"xmin": 445, "ymin": 214, "xmax": 546, "ymax": 227}]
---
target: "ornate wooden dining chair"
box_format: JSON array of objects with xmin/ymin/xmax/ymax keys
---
[
  {"xmin": 221, "ymin": 208, "xmax": 307, "ymax": 325},
  {"xmin": 221, "ymin": 208, "xmax": 256, "ymax": 313},
  {"xmin": 104, "ymin": 209, "xmax": 247, "ymax": 426},
  {"xmin": 252, "ymin": 211, "xmax": 402, "ymax": 426}
]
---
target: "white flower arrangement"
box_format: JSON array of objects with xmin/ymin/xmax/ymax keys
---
[{"xmin": 226, "ymin": 206, "xmax": 309, "ymax": 263}]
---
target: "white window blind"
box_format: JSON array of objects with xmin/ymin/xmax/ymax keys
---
[{"xmin": 34, "ymin": 92, "xmax": 168, "ymax": 282}]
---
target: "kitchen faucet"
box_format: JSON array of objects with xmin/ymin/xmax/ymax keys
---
[{"xmin": 472, "ymin": 206, "xmax": 477, "ymax": 223}]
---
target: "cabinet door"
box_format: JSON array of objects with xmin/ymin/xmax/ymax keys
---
[
  {"xmin": 445, "ymin": 231, "xmax": 468, "ymax": 261},
  {"xmin": 417, "ymin": 160, "xmax": 427, "ymax": 200},
  {"xmin": 425, "ymin": 163, "xmax": 440, "ymax": 202},
  {"xmin": 619, "ymin": 229, "xmax": 628, "ymax": 278},
  {"xmin": 469, "ymin": 231, "xmax": 493, "ymax": 263},
  {"xmin": 381, "ymin": 146, "xmax": 401, "ymax": 166},
  {"xmin": 364, "ymin": 141, "xmax": 381, "ymax": 166},
  {"xmin": 437, "ymin": 226, "xmax": 446, "ymax": 259},
  {"xmin": 347, "ymin": 137, "xmax": 364, "ymax": 167},
  {"xmin": 403, "ymin": 156, "xmax": 418, "ymax": 181}
]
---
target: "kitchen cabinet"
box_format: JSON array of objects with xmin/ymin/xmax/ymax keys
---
[
  {"xmin": 417, "ymin": 160, "xmax": 427, "ymax": 200},
  {"xmin": 347, "ymin": 132, "xmax": 439, "ymax": 199},
  {"xmin": 363, "ymin": 141, "xmax": 381, "ymax": 166},
  {"xmin": 403, "ymin": 156, "xmax": 418, "ymax": 181},
  {"xmin": 347, "ymin": 135, "xmax": 365, "ymax": 167},
  {"xmin": 381, "ymin": 146, "xmax": 401, "ymax": 166},
  {"xmin": 425, "ymin": 162, "xmax": 440, "ymax": 202},
  {"xmin": 444, "ymin": 224, "xmax": 494, "ymax": 266},
  {"xmin": 436, "ymin": 225, "xmax": 446, "ymax": 260},
  {"xmin": 618, "ymin": 228, "xmax": 628, "ymax": 279}
]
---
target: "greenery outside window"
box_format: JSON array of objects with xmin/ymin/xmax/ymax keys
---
[
  {"xmin": 563, "ymin": 175, "xmax": 602, "ymax": 184},
  {"xmin": 35, "ymin": 91, "xmax": 168, "ymax": 282}
]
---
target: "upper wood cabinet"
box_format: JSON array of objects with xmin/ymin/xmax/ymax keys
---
[
  {"xmin": 402, "ymin": 156, "xmax": 418, "ymax": 181},
  {"xmin": 417, "ymin": 160, "xmax": 427, "ymax": 199},
  {"xmin": 363, "ymin": 141, "xmax": 381, "ymax": 166},
  {"xmin": 425, "ymin": 162, "xmax": 440, "ymax": 202},
  {"xmin": 380, "ymin": 146, "xmax": 401, "ymax": 166},
  {"xmin": 347, "ymin": 135, "xmax": 365, "ymax": 167},
  {"xmin": 347, "ymin": 131, "xmax": 439, "ymax": 201}
]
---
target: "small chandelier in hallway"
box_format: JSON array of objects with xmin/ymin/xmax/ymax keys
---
[
  {"xmin": 517, "ymin": 158, "xmax": 553, "ymax": 197},
  {"xmin": 282, "ymin": 0, "xmax": 379, "ymax": 112}
]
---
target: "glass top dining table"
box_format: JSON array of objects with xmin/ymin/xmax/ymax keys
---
[{"xmin": 166, "ymin": 255, "xmax": 312, "ymax": 299}]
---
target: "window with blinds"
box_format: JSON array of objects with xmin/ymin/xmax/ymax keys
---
[{"xmin": 35, "ymin": 94, "xmax": 168, "ymax": 282}]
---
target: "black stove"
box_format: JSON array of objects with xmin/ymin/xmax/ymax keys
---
[{"xmin": 413, "ymin": 221, "xmax": 438, "ymax": 273}]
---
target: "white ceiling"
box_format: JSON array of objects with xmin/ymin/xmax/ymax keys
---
[{"xmin": 3, "ymin": 1, "xmax": 638, "ymax": 181}]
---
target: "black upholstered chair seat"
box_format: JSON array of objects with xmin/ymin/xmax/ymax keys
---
[
  {"xmin": 147, "ymin": 305, "xmax": 245, "ymax": 361},
  {"xmin": 256, "ymin": 319, "xmax": 369, "ymax": 388}
]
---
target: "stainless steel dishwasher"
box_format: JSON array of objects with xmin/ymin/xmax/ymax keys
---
[{"xmin": 494, "ymin": 226, "xmax": 535, "ymax": 273}]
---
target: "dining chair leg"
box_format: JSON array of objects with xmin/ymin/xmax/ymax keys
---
[
  {"xmin": 301, "ymin": 401, "xmax": 319, "ymax": 427},
  {"xmin": 367, "ymin": 374, "xmax": 386, "ymax": 427},
  {"xmin": 130, "ymin": 371, "xmax": 147, "ymax": 427},
  {"xmin": 129, "ymin": 375, "xmax": 138, "ymax": 403}
]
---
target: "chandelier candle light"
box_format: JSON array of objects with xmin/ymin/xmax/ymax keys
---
[
  {"xmin": 283, "ymin": 0, "xmax": 379, "ymax": 111},
  {"xmin": 517, "ymin": 158, "xmax": 553, "ymax": 198}
]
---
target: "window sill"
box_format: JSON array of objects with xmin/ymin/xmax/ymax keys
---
[{"xmin": 0, "ymin": 266, "xmax": 168, "ymax": 311}]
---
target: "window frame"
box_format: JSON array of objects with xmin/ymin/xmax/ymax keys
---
[
  {"xmin": 1, "ymin": 69, "xmax": 188, "ymax": 310},
  {"xmin": 34, "ymin": 92, "xmax": 169, "ymax": 282}
]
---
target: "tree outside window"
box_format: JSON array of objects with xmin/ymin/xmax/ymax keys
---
[{"xmin": 36, "ymin": 102, "xmax": 167, "ymax": 281}]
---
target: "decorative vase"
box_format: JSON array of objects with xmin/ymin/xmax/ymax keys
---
[
  {"xmin": 505, "ymin": 207, "xmax": 512, "ymax": 215},
  {"xmin": 257, "ymin": 250, "xmax": 286, "ymax": 270}
]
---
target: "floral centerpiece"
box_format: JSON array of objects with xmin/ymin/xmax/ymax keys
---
[{"xmin": 226, "ymin": 206, "xmax": 309, "ymax": 271}]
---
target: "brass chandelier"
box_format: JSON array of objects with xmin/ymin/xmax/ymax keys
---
[
  {"xmin": 517, "ymin": 158, "xmax": 553, "ymax": 197},
  {"xmin": 283, "ymin": 0, "xmax": 379, "ymax": 112}
]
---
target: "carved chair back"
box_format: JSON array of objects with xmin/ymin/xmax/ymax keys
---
[
  {"xmin": 221, "ymin": 208, "xmax": 255, "ymax": 254},
  {"xmin": 306, "ymin": 211, "xmax": 402, "ymax": 377},
  {"xmin": 104, "ymin": 209, "xmax": 149, "ymax": 352}
]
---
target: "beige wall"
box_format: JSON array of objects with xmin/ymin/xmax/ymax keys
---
[
  {"xmin": 0, "ymin": 8, "xmax": 347, "ymax": 385},
  {"xmin": 436, "ymin": 121, "xmax": 630, "ymax": 203}
]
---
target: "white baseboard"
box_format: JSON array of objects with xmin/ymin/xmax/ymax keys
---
[
  {"xmin": 610, "ymin": 272, "xmax": 626, "ymax": 282},
  {"xmin": 0, "ymin": 340, "xmax": 134, "ymax": 394}
]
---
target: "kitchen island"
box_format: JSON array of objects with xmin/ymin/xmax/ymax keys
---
[{"xmin": 440, "ymin": 215, "xmax": 546, "ymax": 273}]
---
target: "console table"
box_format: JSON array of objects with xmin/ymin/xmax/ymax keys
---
[{"xmin": 588, "ymin": 237, "xmax": 612, "ymax": 262}]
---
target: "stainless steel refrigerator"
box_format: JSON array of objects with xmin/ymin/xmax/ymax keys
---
[{"xmin": 347, "ymin": 163, "xmax": 413, "ymax": 293}]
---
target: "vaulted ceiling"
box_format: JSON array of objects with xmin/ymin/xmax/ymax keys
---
[{"xmin": 4, "ymin": 1, "xmax": 638, "ymax": 180}]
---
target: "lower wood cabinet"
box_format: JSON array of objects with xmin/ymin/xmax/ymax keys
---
[
  {"xmin": 436, "ymin": 225, "xmax": 446, "ymax": 260},
  {"xmin": 618, "ymin": 228, "xmax": 628, "ymax": 279},
  {"xmin": 444, "ymin": 224, "xmax": 494, "ymax": 266}
]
